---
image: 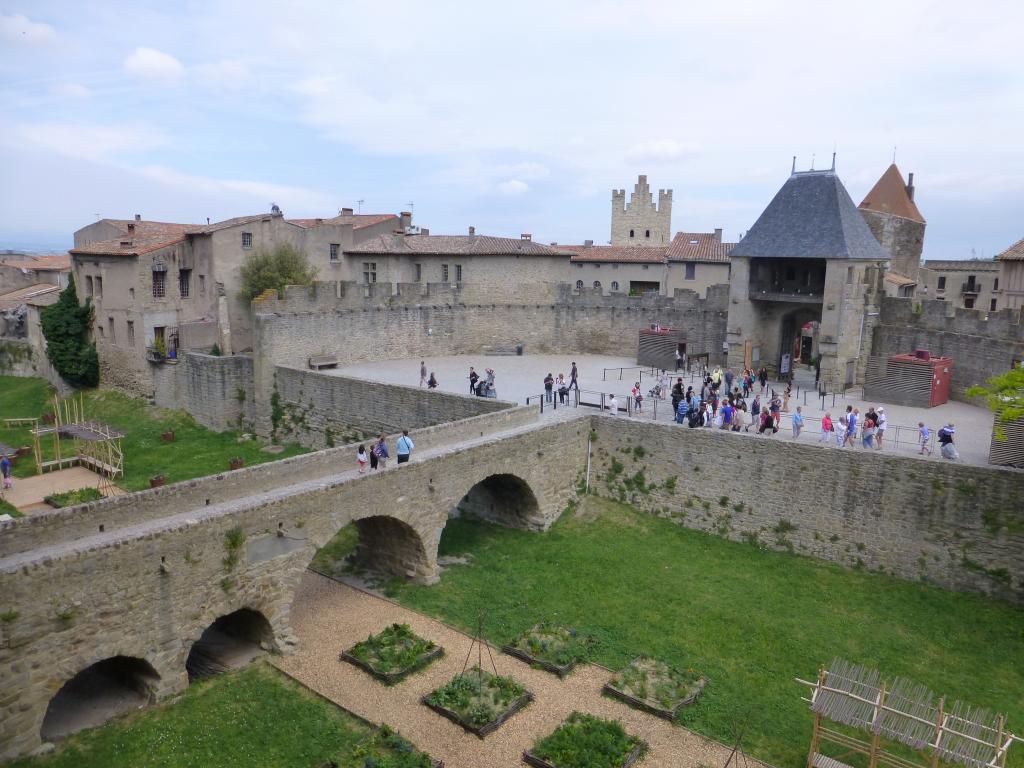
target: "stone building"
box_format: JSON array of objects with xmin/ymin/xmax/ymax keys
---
[
  {"xmin": 727, "ymin": 167, "xmax": 888, "ymax": 388},
  {"xmin": 561, "ymin": 243, "xmax": 667, "ymax": 294},
  {"xmin": 0, "ymin": 253, "xmax": 70, "ymax": 294},
  {"xmin": 918, "ymin": 259, "xmax": 1001, "ymax": 312},
  {"xmin": 995, "ymin": 237, "xmax": 1024, "ymax": 311},
  {"xmin": 611, "ymin": 174, "xmax": 672, "ymax": 246},
  {"xmin": 858, "ymin": 164, "xmax": 925, "ymax": 296},
  {"xmin": 664, "ymin": 230, "xmax": 733, "ymax": 297}
]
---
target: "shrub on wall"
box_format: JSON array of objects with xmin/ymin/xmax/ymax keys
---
[
  {"xmin": 40, "ymin": 276, "xmax": 99, "ymax": 389},
  {"xmin": 238, "ymin": 243, "xmax": 317, "ymax": 301}
]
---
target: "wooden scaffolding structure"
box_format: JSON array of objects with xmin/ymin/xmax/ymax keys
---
[
  {"xmin": 32, "ymin": 394, "xmax": 124, "ymax": 488},
  {"xmin": 797, "ymin": 659, "xmax": 1019, "ymax": 768}
]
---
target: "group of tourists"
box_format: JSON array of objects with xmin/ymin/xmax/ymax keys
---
[
  {"xmin": 469, "ymin": 366, "xmax": 498, "ymax": 398},
  {"xmin": 818, "ymin": 405, "xmax": 889, "ymax": 449},
  {"xmin": 356, "ymin": 429, "xmax": 416, "ymax": 474},
  {"xmin": 542, "ymin": 362, "xmax": 581, "ymax": 404},
  {"xmin": 418, "ymin": 361, "xmax": 438, "ymax": 389}
]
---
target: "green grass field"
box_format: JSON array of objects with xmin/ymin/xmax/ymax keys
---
[
  {"xmin": 8, "ymin": 663, "xmax": 432, "ymax": 768},
  {"xmin": 380, "ymin": 496, "xmax": 1024, "ymax": 768},
  {"xmin": 0, "ymin": 377, "xmax": 307, "ymax": 493}
]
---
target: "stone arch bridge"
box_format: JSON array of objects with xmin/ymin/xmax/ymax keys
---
[{"xmin": 0, "ymin": 409, "xmax": 588, "ymax": 758}]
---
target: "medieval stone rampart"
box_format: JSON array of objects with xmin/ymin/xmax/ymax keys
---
[{"xmin": 871, "ymin": 298, "xmax": 1024, "ymax": 398}]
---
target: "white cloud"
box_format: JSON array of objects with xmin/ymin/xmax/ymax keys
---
[
  {"xmin": 496, "ymin": 179, "xmax": 530, "ymax": 196},
  {"xmin": 0, "ymin": 13, "xmax": 57, "ymax": 45},
  {"xmin": 196, "ymin": 59, "xmax": 250, "ymax": 90},
  {"xmin": 123, "ymin": 47, "xmax": 185, "ymax": 82},
  {"xmin": 10, "ymin": 121, "xmax": 169, "ymax": 162},
  {"xmin": 50, "ymin": 83, "xmax": 91, "ymax": 100},
  {"xmin": 625, "ymin": 140, "xmax": 699, "ymax": 165}
]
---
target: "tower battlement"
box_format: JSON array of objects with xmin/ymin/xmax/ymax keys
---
[{"xmin": 611, "ymin": 174, "xmax": 672, "ymax": 246}]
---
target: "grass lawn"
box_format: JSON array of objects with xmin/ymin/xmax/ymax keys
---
[
  {"xmin": 9, "ymin": 663, "xmax": 431, "ymax": 768},
  {"xmin": 382, "ymin": 496, "xmax": 1024, "ymax": 768},
  {"xmin": 0, "ymin": 377, "xmax": 307, "ymax": 492}
]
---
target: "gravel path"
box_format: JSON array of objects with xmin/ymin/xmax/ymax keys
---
[{"xmin": 275, "ymin": 571, "xmax": 770, "ymax": 768}]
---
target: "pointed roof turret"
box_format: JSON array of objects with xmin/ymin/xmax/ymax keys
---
[
  {"xmin": 859, "ymin": 164, "xmax": 924, "ymax": 223},
  {"xmin": 730, "ymin": 169, "xmax": 890, "ymax": 261}
]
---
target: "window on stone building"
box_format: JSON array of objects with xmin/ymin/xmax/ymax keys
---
[
  {"xmin": 242, "ymin": 232, "xmax": 253, "ymax": 249},
  {"xmin": 593, "ymin": 280, "xmax": 601, "ymax": 289},
  {"xmin": 846, "ymin": 267, "xmax": 854, "ymax": 284},
  {"xmin": 629, "ymin": 229, "xmax": 635, "ymax": 238},
  {"xmin": 576, "ymin": 280, "xmax": 584, "ymax": 290},
  {"xmin": 414, "ymin": 263, "xmax": 422, "ymax": 282},
  {"xmin": 85, "ymin": 276, "xmax": 94, "ymax": 297},
  {"xmin": 685, "ymin": 263, "xmax": 696, "ymax": 280},
  {"xmin": 642, "ymin": 264, "xmax": 649, "ymax": 270},
  {"xmin": 645, "ymin": 229, "xmax": 650, "ymax": 238},
  {"xmin": 94, "ymin": 276, "xmax": 103, "ymax": 299},
  {"xmin": 362, "ymin": 262, "xmax": 377, "ymax": 283},
  {"xmin": 441, "ymin": 264, "xmax": 449, "ymax": 282},
  {"xmin": 129, "ymin": 287, "xmax": 135, "ymax": 300},
  {"xmin": 994, "ymin": 277, "xmax": 999, "ymax": 291},
  {"xmin": 179, "ymin": 269, "xmax": 191, "ymax": 297},
  {"xmin": 611, "ymin": 281, "xmax": 619, "ymax": 291},
  {"xmin": 198, "ymin": 275, "xmax": 205, "ymax": 295},
  {"xmin": 329, "ymin": 243, "xmax": 340, "ymax": 261},
  {"xmin": 97, "ymin": 324, "xmax": 104, "ymax": 339},
  {"xmin": 152, "ymin": 269, "xmax": 166, "ymax": 298},
  {"xmin": 127, "ymin": 320, "xmax": 135, "ymax": 346},
  {"xmin": 990, "ymin": 299, "xmax": 997, "ymax": 311},
  {"xmin": 108, "ymin": 317, "xmax": 115, "ymax": 342},
  {"xmin": 455, "ymin": 264, "xmax": 463, "ymax": 282},
  {"xmin": 937, "ymin": 276, "xmax": 946, "ymax": 290},
  {"xmin": 964, "ymin": 297, "xmax": 975, "ymax": 309}
]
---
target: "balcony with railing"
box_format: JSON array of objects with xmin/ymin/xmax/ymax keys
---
[
  {"xmin": 748, "ymin": 257, "xmax": 827, "ymax": 303},
  {"xmin": 960, "ymin": 281, "xmax": 981, "ymax": 295},
  {"xmin": 749, "ymin": 281, "xmax": 826, "ymax": 303}
]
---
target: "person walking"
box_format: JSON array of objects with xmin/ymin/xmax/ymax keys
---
[
  {"xmin": 468, "ymin": 366, "xmax": 479, "ymax": 394},
  {"xmin": 820, "ymin": 411, "xmax": 833, "ymax": 444},
  {"xmin": 1, "ymin": 453, "xmax": 12, "ymax": 490},
  {"xmin": 556, "ymin": 374, "xmax": 568, "ymax": 404},
  {"xmin": 659, "ymin": 370, "xmax": 669, "ymax": 399},
  {"xmin": 861, "ymin": 410, "xmax": 876, "ymax": 449},
  {"xmin": 372, "ymin": 434, "xmax": 389, "ymax": 469},
  {"xmin": 843, "ymin": 406, "xmax": 857, "ymax": 447},
  {"xmin": 918, "ymin": 422, "xmax": 932, "ymax": 455},
  {"xmin": 747, "ymin": 395, "xmax": 760, "ymax": 432},
  {"xmin": 607, "ymin": 394, "xmax": 618, "ymax": 415},
  {"xmin": 671, "ymin": 378, "xmax": 683, "ymax": 414},
  {"xmin": 875, "ymin": 407, "xmax": 887, "ymax": 450},
  {"xmin": 938, "ymin": 422, "xmax": 958, "ymax": 460},
  {"xmin": 674, "ymin": 348, "xmax": 682, "ymax": 371},
  {"xmin": 792, "ymin": 406, "xmax": 804, "ymax": 439},
  {"xmin": 631, "ymin": 381, "xmax": 643, "ymax": 412},
  {"xmin": 724, "ymin": 368, "xmax": 734, "ymax": 393},
  {"xmin": 569, "ymin": 361, "xmax": 579, "ymax": 390},
  {"xmin": 544, "ymin": 373, "xmax": 554, "ymax": 403},
  {"xmin": 758, "ymin": 367, "xmax": 768, "ymax": 393},
  {"xmin": 419, "ymin": 361, "xmax": 428, "ymax": 387},
  {"xmin": 356, "ymin": 444, "xmax": 368, "ymax": 474},
  {"xmin": 396, "ymin": 430, "xmax": 414, "ymax": 464}
]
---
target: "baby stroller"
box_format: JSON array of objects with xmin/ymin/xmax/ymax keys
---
[{"xmin": 648, "ymin": 383, "xmax": 662, "ymax": 399}]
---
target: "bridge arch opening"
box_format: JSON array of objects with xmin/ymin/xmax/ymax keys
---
[
  {"xmin": 453, "ymin": 473, "xmax": 540, "ymax": 529},
  {"xmin": 41, "ymin": 656, "xmax": 159, "ymax": 741},
  {"xmin": 353, "ymin": 516, "xmax": 433, "ymax": 582},
  {"xmin": 186, "ymin": 608, "xmax": 273, "ymax": 681}
]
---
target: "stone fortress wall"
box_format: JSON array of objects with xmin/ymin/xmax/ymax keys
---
[{"xmin": 871, "ymin": 298, "xmax": 1024, "ymax": 399}]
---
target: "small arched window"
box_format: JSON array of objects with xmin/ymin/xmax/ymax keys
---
[
  {"xmin": 575, "ymin": 280, "xmax": 584, "ymax": 290},
  {"xmin": 629, "ymin": 229, "xmax": 635, "ymax": 238},
  {"xmin": 645, "ymin": 229, "xmax": 650, "ymax": 238},
  {"xmin": 593, "ymin": 280, "xmax": 601, "ymax": 289},
  {"xmin": 611, "ymin": 281, "xmax": 619, "ymax": 291}
]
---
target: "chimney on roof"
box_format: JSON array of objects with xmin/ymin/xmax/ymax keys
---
[
  {"xmin": 584, "ymin": 239, "xmax": 593, "ymax": 248},
  {"xmin": 341, "ymin": 207, "xmax": 354, "ymax": 216},
  {"xmin": 714, "ymin": 228, "xmax": 722, "ymax": 242},
  {"xmin": 134, "ymin": 214, "xmax": 141, "ymax": 222},
  {"xmin": 906, "ymin": 172, "xmax": 915, "ymax": 202},
  {"xmin": 420, "ymin": 228, "xmax": 429, "ymax": 236},
  {"xmin": 127, "ymin": 222, "xmax": 135, "ymax": 233},
  {"xmin": 468, "ymin": 226, "xmax": 475, "ymax": 237},
  {"xmin": 521, "ymin": 234, "xmax": 532, "ymax": 241},
  {"xmin": 120, "ymin": 241, "xmax": 132, "ymax": 249},
  {"xmin": 316, "ymin": 218, "xmax": 323, "ymax": 225},
  {"xmin": 400, "ymin": 211, "xmax": 413, "ymax": 229}
]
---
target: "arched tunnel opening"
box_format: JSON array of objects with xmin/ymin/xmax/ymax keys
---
[
  {"xmin": 41, "ymin": 656, "xmax": 159, "ymax": 741},
  {"xmin": 186, "ymin": 608, "xmax": 273, "ymax": 682},
  {"xmin": 352, "ymin": 516, "xmax": 431, "ymax": 582},
  {"xmin": 452, "ymin": 473, "xmax": 540, "ymax": 529}
]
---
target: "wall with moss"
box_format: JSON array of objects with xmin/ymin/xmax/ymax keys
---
[
  {"xmin": 590, "ymin": 416, "xmax": 1024, "ymax": 603},
  {"xmin": 0, "ymin": 338, "xmax": 37, "ymax": 377}
]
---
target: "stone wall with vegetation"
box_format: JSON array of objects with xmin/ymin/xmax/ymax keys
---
[
  {"xmin": 154, "ymin": 352, "xmax": 255, "ymax": 432},
  {"xmin": 0, "ymin": 338, "xmax": 36, "ymax": 377},
  {"xmin": 590, "ymin": 415, "xmax": 1024, "ymax": 603}
]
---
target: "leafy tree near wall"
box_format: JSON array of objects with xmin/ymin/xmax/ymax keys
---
[
  {"xmin": 966, "ymin": 365, "xmax": 1024, "ymax": 440},
  {"xmin": 238, "ymin": 243, "xmax": 317, "ymax": 301},
  {"xmin": 40, "ymin": 275, "xmax": 99, "ymax": 388}
]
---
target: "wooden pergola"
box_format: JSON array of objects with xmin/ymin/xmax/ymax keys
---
[
  {"xmin": 32, "ymin": 394, "xmax": 124, "ymax": 483},
  {"xmin": 797, "ymin": 659, "xmax": 1018, "ymax": 768}
]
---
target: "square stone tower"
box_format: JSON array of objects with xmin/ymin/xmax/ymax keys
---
[
  {"xmin": 858, "ymin": 163, "xmax": 926, "ymax": 284},
  {"xmin": 611, "ymin": 174, "xmax": 672, "ymax": 246}
]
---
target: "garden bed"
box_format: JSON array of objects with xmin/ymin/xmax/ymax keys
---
[
  {"xmin": 329, "ymin": 724, "xmax": 442, "ymax": 768},
  {"xmin": 43, "ymin": 486, "xmax": 104, "ymax": 508},
  {"xmin": 502, "ymin": 621, "xmax": 588, "ymax": 677},
  {"xmin": 602, "ymin": 656, "xmax": 707, "ymax": 720},
  {"xmin": 422, "ymin": 667, "xmax": 532, "ymax": 738},
  {"xmin": 522, "ymin": 711, "xmax": 646, "ymax": 768},
  {"xmin": 339, "ymin": 623, "xmax": 443, "ymax": 685}
]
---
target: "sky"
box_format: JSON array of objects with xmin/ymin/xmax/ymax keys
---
[{"xmin": 0, "ymin": 1, "xmax": 1022, "ymax": 259}]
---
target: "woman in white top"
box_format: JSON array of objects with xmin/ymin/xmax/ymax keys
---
[{"xmin": 874, "ymin": 407, "xmax": 887, "ymax": 450}]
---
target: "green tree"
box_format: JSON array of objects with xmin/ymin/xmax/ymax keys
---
[
  {"xmin": 966, "ymin": 365, "xmax": 1024, "ymax": 440},
  {"xmin": 40, "ymin": 275, "xmax": 99, "ymax": 388},
  {"xmin": 238, "ymin": 243, "xmax": 317, "ymax": 301}
]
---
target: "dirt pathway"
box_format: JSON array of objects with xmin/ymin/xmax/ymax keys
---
[{"xmin": 275, "ymin": 571, "xmax": 769, "ymax": 768}]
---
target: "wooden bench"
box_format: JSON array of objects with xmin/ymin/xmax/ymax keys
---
[
  {"xmin": 3, "ymin": 417, "xmax": 37, "ymax": 427},
  {"xmin": 308, "ymin": 354, "xmax": 339, "ymax": 370}
]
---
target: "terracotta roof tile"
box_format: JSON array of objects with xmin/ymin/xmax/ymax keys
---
[
  {"xmin": 858, "ymin": 164, "xmax": 925, "ymax": 224},
  {"xmin": 562, "ymin": 244, "xmax": 667, "ymax": 264},
  {"xmin": 287, "ymin": 213, "xmax": 398, "ymax": 230},
  {"xmin": 0, "ymin": 283, "xmax": 61, "ymax": 311},
  {"xmin": 995, "ymin": 237, "xmax": 1024, "ymax": 261},
  {"xmin": 666, "ymin": 232, "xmax": 735, "ymax": 263},
  {"xmin": 2, "ymin": 254, "xmax": 71, "ymax": 271},
  {"xmin": 71, "ymin": 221, "xmax": 197, "ymax": 257},
  {"xmin": 884, "ymin": 271, "xmax": 917, "ymax": 286},
  {"xmin": 346, "ymin": 233, "xmax": 565, "ymax": 257}
]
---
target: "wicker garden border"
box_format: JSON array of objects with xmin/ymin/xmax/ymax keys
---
[
  {"xmin": 522, "ymin": 742, "xmax": 646, "ymax": 768},
  {"xmin": 602, "ymin": 659, "xmax": 709, "ymax": 720},
  {"xmin": 422, "ymin": 689, "xmax": 534, "ymax": 739},
  {"xmin": 501, "ymin": 644, "xmax": 576, "ymax": 677},
  {"xmin": 339, "ymin": 644, "xmax": 444, "ymax": 685}
]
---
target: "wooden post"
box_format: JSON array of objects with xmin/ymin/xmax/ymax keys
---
[
  {"xmin": 807, "ymin": 665, "xmax": 826, "ymax": 768},
  {"xmin": 930, "ymin": 697, "xmax": 945, "ymax": 768},
  {"xmin": 868, "ymin": 681, "xmax": 888, "ymax": 768},
  {"xmin": 994, "ymin": 717, "xmax": 1005, "ymax": 768}
]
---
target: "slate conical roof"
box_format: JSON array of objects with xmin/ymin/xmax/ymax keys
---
[
  {"xmin": 859, "ymin": 164, "xmax": 925, "ymax": 223},
  {"xmin": 730, "ymin": 169, "xmax": 891, "ymax": 261}
]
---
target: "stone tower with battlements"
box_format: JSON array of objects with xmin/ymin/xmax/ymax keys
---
[{"xmin": 611, "ymin": 174, "xmax": 672, "ymax": 246}]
